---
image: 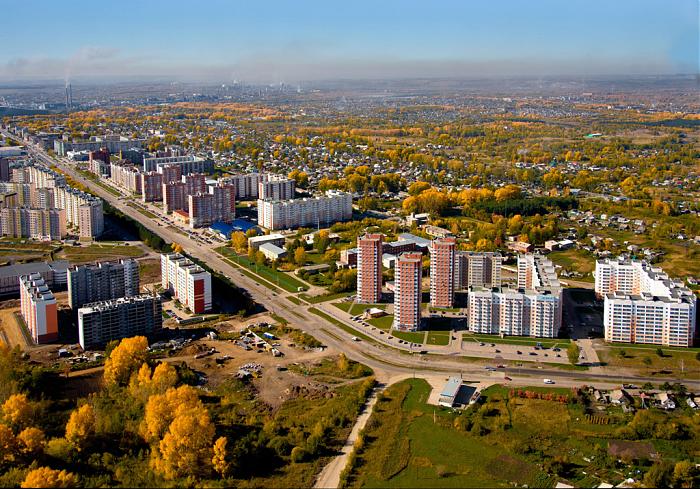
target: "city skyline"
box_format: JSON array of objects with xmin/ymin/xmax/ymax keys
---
[{"xmin": 0, "ymin": 0, "xmax": 697, "ymax": 82}]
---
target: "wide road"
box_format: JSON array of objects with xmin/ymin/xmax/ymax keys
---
[{"xmin": 9, "ymin": 132, "xmax": 700, "ymax": 391}]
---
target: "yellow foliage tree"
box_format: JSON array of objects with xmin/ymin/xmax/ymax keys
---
[
  {"xmin": 171, "ymin": 243, "xmax": 184, "ymax": 254},
  {"xmin": 0, "ymin": 423, "xmax": 17, "ymax": 461},
  {"xmin": 65, "ymin": 404, "xmax": 95, "ymax": 450},
  {"xmin": 103, "ymin": 336, "xmax": 149, "ymax": 386},
  {"xmin": 2, "ymin": 393, "xmax": 34, "ymax": 428},
  {"xmin": 150, "ymin": 362, "xmax": 178, "ymax": 393},
  {"xmin": 494, "ymin": 184, "xmax": 522, "ymax": 202},
  {"xmin": 212, "ymin": 436, "xmax": 230, "ymax": 477},
  {"xmin": 230, "ymin": 231, "xmax": 247, "ymax": 253},
  {"xmin": 17, "ymin": 426, "xmax": 45, "ymax": 455},
  {"xmin": 21, "ymin": 467, "xmax": 78, "ymax": 488},
  {"xmin": 152, "ymin": 406, "xmax": 215, "ymax": 479},
  {"xmin": 141, "ymin": 385, "xmax": 202, "ymax": 443}
]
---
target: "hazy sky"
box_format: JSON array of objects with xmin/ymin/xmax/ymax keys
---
[{"xmin": 0, "ymin": 0, "xmax": 697, "ymax": 82}]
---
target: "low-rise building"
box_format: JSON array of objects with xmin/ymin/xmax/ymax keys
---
[
  {"xmin": 248, "ymin": 233, "xmax": 285, "ymax": 250},
  {"xmin": 259, "ymin": 243, "xmax": 287, "ymax": 261}
]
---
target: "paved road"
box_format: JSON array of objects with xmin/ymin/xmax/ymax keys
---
[{"xmin": 11, "ymin": 134, "xmax": 700, "ymax": 392}]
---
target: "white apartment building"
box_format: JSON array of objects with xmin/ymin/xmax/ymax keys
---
[
  {"xmin": 19, "ymin": 273, "xmax": 58, "ymax": 344},
  {"xmin": 160, "ymin": 253, "xmax": 212, "ymax": 313},
  {"xmin": 225, "ymin": 173, "xmax": 260, "ymax": 200},
  {"xmin": 468, "ymin": 287, "xmax": 561, "ymax": 338},
  {"xmin": 454, "ymin": 251, "xmax": 502, "ymax": 290},
  {"xmin": 143, "ymin": 155, "xmax": 213, "ymax": 174},
  {"xmin": 257, "ymin": 190, "xmax": 352, "ymax": 230},
  {"xmin": 258, "ymin": 174, "xmax": 295, "ymax": 201},
  {"xmin": 596, "ymin": 258, "xmax": 697, "ymax": 346},
  {"xmin": 0, "ymin": 207, "xmax": 66, "ymax": 240}
]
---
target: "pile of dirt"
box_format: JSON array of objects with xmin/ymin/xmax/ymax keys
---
[
  {"xmin": 180, "ymin": 343, "xmax": 209, "ymax": 356},
  {"xmin": 284, "ymin": 382, "xmax": 335, "ymax": 401}
]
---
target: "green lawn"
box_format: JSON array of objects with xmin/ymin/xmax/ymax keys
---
[
  {"xmin": 308, "ymin": 307, "xmax": 375, "ymax": 343},
  {"xmin": 368, "ymin": 315, "xmax": 394, "ymax": 331},
  {"xmin": 392, "ymin": 330, "xmax": 425, "ymax": 344},
  {"xmin": 216, "ymin": 246, "xmax": 308, "ymax": 293},
  {"xmin": 426, "ymin": 331, "xmax": 450, "ymax": 346},
  {"xmin": 596, "ymin": 344, "xmax": 700, "ymax": 379},
  {"xmin": 58, "ymin": 243, "xmax": 145, "ymax": 263},
  {"xmin": 333, "ymin": 302, "xmax": 386, "ymax": 316},
  {"xmin": 300, "ymin": 291, "xmax": 355, "ymax": 303}
]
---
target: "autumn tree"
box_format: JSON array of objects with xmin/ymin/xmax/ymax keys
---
[
  {"xmin": 141, "ymin": 385, "xmax": 202, "ymax": 443},
  {"xmin": 230, "ymin": 231, "xmax": 247, "ymax": 252},
  {"xmin": 17, "ymin": 426, "xmax": 45, "ymax": 455},
  {"xmin": 494, "ymin": 184, "xmax": 522, "ymax": 202},
  {"xmin": 294, "ymin": 247, "xmax": 307, "ymax": 266},
  {"xmin": 212, "ymin": 436, "xmax": 231, "ymax": 477},
  {"xmin": 2, "ymin": 393, "xmax": 34, "ymax": 428},
  {"xmin": 103, "ymin": 336, "xmax": 149, "ymax": 386},
  {"xmin": 0, "ymin": 423, "xmax": 17, "ymax": 461},
  {"xmin": 65, "ymin": 404, "xmax": 95, "ymax": 450},
  {"xmin": 151, "ymin": 406, "xmax": 215, "ymax": 479},
  {"xmin": 171, "ymin": 242, "xmax": 184, "ymax": 254},
  {"xmin": 21, "ymin": 467, "xmax": 78, "ymax": 488}
]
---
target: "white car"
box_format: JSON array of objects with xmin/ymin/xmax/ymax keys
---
[{"xmin": 543, "ymin": 379, "xmax": 555, "ymax": 385}]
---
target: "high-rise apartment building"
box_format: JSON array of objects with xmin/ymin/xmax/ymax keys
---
[
  {"xmin": 78, "ymin": 295, "xmax": 162, "ymax": 350},
  {"xmin": 259, "ymin": 174, "xmax": 295, "ymax": 201},
  {"xmin": 454, "ymin": 251, "xmax": 502, "ymax": 289},
  {"xmin": 184, "ymin": 173, "xmax": 207, "ymax": 197},
  {"xmin": 160, "ymin": 253, "xmax": 212, "ymax": 313},
  {"xmin": 429, "ymin": 237, "xmax": 456, "ymax": 308},
  {"xmin": 0, "ymin": 207, "xmax": 66, "ymax": 240},
  {"xmin": 110, "ymin": 161, "xmax": 143, "ymax": 194},
  {"xmin": 257, "ymin": 191, "xmax": 352, "ymax": 230},
  {"xmin": 596, "ymin": 258, "xmax": 697, "ymax": 346},
  {"xmin": 157, "ymin": 163, "xmax": 182, "ymax": 184},
  {"xmin": 78, "ymin": 200, "xmax": 104, "ymax": 238},
  {"xmin": 143, "ymin": 155, "xmax": 213, "ymax": 174},
  {"xmin": 163, "ymin": 181, "xmax": 186, "ymax": 213},
  {"xmin": 357, "ymin": 233, "xmax": 383, "ymax": 303},
  {"xmin": 393, "ymin": 252, "xmax": 423, "ymax": 331},
  {"xmin": 19, "ymin": 273, "xmax": 58, "ymax": 344},
  {"xmin": 210, "ymin": 183, "xmax": 236, "ymax": 223},
  {"xmin": 188, "ymin": 193, "xmax": 214, "ymax": 228},
  {"xmin": 68, "ymin": 259, "xmax": 140, "ymax": 309},
  {"xmin": 468, "ymin": 287, "xmax": 561, "ymax": 338},
  {"xmin": 141, "ymin": 171, "xmax": 163, "ymax": 202},
  {"xmin": 225, "ymin": 173, "xmax": 260, "ymax": 199}
]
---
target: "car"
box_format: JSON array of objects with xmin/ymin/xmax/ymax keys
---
[
  {"xmin": 556, "ymin": 354, "xmax": 561, "ymax": 357},
  {"xmin": 484, "ymin": 366, "xmax": 496, "ymax": 371},
  {"xmin": 552, "ymin": 347, "xmax": 561, "ymax": 352},
  {"xmin": 497, "ymin": 364, "xmax": 506, "ymax": 368},
  {"xmin": 479, "ymin": 342, "xmax": 485, "ymax": 346},
  {"xmin": 490, "ymin": 343, "xmax": 495, "ymax": 347},
  {"xmin": 494, "ymin": 349, "xmax": 500, "ymax": 353},
  {"xmin": 529, "ymin": 352, "xmax": 537, "ymax": 356},
  {"xmin": 351, "ymin": 336, "xmax": 360, "ymax": 342},
  {"xmin": 516, "ymin": 350, "xmax": 522, "ymax": 355},
  {"xmin": 504, "ymin": 376, "xmax": 512, "ymax": 381},
  {"xmin": 543, "ymin": 353, "xmax": 548, "ymax": 357},
  {"xmin": 543, "ymin": 379, "xmax": 555, "ymax": 385}
]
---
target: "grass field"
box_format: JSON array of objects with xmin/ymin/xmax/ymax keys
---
[
  {"xmin": 346, "ymin": 379, "xmax": 699, "ymax": 488},
  {"xmin": 216, "ymin": 246, "xmax": 308, "ymax": 293},
  {"xmin": 367, "ymin": 315, "xmax": 394, "ymax": 331},
  {"xmin": 548, "ymin": 248, "xmax": 596, "ymax": 276},
  {"xmin": 596, "ymin": 344, "xmax": 700, "ymax": 379},
  {"xmin": 308, "ymin": 307, "xmax": 375, "ymax": 343},
  {"xmin": 392, "ymin": 330, "xmax": 425, "ymax": 344},
  {"xmin": 300, "ymin": 291, "xmax": 354, "ymax": 303},
  {"xmin": 426, "ymin": 331, "xmax": 450, "ymax": 346},
  {"xmin": 333, "ymin": 302, "xmax": 386, "ymax": 316},
  {"xmin": 57, "ymin": 243, "xmax": 146, "ymax": 263},
  {"xmin": 127, "ymin": 202, "xmax": 158, "ymax": 219}
]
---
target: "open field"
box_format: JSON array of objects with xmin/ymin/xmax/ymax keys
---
[
  {"xmin": 345, "ymin": 379, "xmax": 700, "ymax": 488},
  {"xmin": 367, "ymin": 315, "xmax": 394, "ymax": 331},
  {"xmin": 596, "ymin": 343, "xmax": 700, "ymax": 379},
  {"xmin": 57, "ymin": 242, "xmax": 146, "ymax": 263},
  {"xmin": 548, "ymin": 248, "xmax": 596, "ymax": 277},
  {"xmin": 333, "ymin": 302, "xmax": 386, "ymax": 316},
  {"xmin": 426, "ymin": 331, "xmax": 450, "ymax": 346}
]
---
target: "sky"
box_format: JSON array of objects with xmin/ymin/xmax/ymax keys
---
[{"xmin": 0, "ymin": 0, "xmax": 697, "ymax": 82}]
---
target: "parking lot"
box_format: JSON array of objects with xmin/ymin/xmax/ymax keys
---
[{"xmin": 460, "ymin": 336, "xmax": 570, "ymax": 364}]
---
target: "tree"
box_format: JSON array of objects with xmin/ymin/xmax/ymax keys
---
[
  {"xmin": 17, "ymin": 426, "xmax": 45, "ymax": 455},
  {"xmin": 245, "ymin": 228, "xmax": 258, "ymax": 238},
  {"xmin": 294, "ymin": 247, "xmax": 307, "ymax": 266},
  {"xmin": 494, "ymin": 184, "xmax": 522, "ymax": 202},
  {"xmin": 152, "ymin": 406, "xmax": 215, "ymax": 479},
  {"xmin": 212, "ymin": 436, "xmax": 231, "ymax": 477},
  {"xmin": 141, "ymin": 385, "xmax": 202, "ymax": 443},
  {"xmin": 642, "ymin": 462, "xmax": 673, "ymax": 488},
  {"xmin": 21, "ymin": 467, "xmax": 78, "ymax": 488},
  {"xmin": 65, "ymin": 404, "xmax": 95, "ymax": 450},
  {"xmin": 230, "ymin": 231, "xmax": 247, "ymax": 253},
  {"xmin": 337, "ymin": 353, "xmax": 349, "ymax": 373},
  {"xmin": 103, "ymin": 336, "xmax": 149, "ymax": 386},
  {"xmin": 150, "ymin": 362, "xmax": 178, "ymax": 393},
  {"xmin": 0, "ymin": 423, "xmax": 17, "ymax": 461},
  {"xmin": 672, "ymin": 460, "xmax": 696, "ymax": 488},
  {"xmin": 171, "ymin": 242, "xmax": 184, "ymax": 254},
  {"xmin": 408, "ymin": 181, "xmax": 431, "ymax": 196},
  {"xmin": 2, "ymin": 393, "xmax": 33, "ymax": 428}
]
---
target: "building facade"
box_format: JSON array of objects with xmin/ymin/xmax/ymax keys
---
[
  {"xmin": 259, "ymin": 174, "xmax": 295, "ymax": 201},
  {"xmin": 357, "ymin": 233, "xmax": 383, "ymax": 303},
  {"xmin": 68, "ymin": 259, "xmax": 140, "ymax": 309},
  {"xmin": 19, "ymin": 273, "xmax": 58, "ymax": 344},
  {"xmin": 160, "ymin": 253, "xmax": 212, "ymax": 313},
  {"xmin": 141, "ymin": 171, "xmax": 163, "ymax": 202},
  {"xmin": 78, "ymin": 295, "xmax": 162, "ymax": 350},
  {"xmin": 225, "ymin": 173, "xmax": 260, "ymax": 200},
  {"xmin": 454, "ymin": 251, "xmax": 502, "ymax": 290},
  {"xmin": 393, "ymin": 252, "xmax": 422, "ymax": 331},
  {"xmin": 257, "ymin": 191, "xmax": 352, "ymax": 230},
  {"xmin": 0, "ymin": 207, "xmax": 66, "ymax": 240},
  {"xmin": 596, "ymin": 259, "xmax": 697, "ymax": 346},
  {"xmin": 429, "ymin": 237, "xmax": 456, "ymax": 308}
]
